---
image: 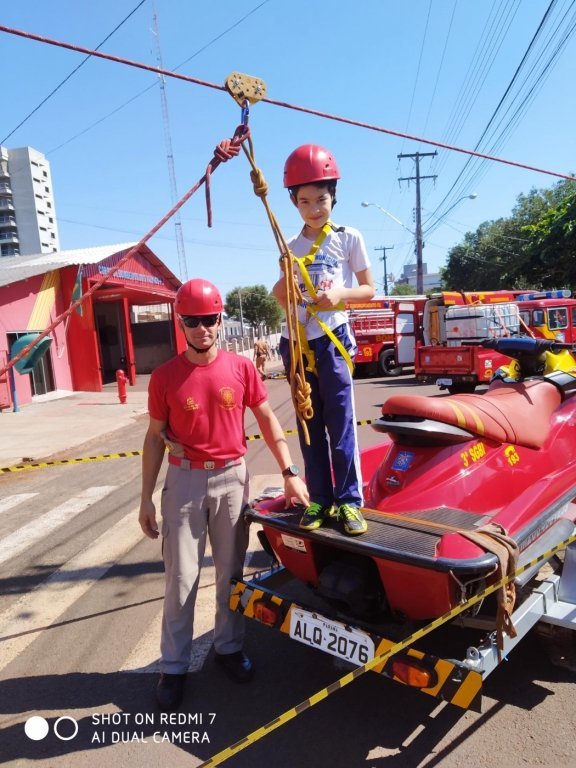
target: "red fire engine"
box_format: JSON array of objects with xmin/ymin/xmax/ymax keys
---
[
  {"xmin": 347, "ymin": 296, "xmax": 426, "ymax": 377},
  {"xmin": 414, "ymin": 289, "xmax": 576, "ymax": 393}
]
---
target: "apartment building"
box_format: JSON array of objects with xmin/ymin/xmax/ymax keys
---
[{"xmin": 0, "ymin": 146, "xmax": 60, "ymax": 258}]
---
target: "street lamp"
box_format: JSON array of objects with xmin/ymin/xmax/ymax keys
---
[
  {"xmin": 361, "ymin": 201, "xmax": 414, "ymax": 234},
  {"xmin": 423, "ymin": 193, "xmax": 478, "ymax": 231}
]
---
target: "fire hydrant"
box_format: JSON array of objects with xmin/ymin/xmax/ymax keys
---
[{"xmin": 115, "ymin": 368, "xmax": 128, "ymax": 404}]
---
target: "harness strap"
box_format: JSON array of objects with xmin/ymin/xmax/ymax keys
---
[
  {"xmin": 458, "ymin": 522, "xmax": 519, "ymax": 662},
  {"xmin": 292, "ymin": 222, "xmax": 354, "ymax": 375}
]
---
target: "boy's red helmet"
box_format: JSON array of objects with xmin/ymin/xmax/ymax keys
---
[
  {"xmin": 283, "ymin": 144, "xmax": 340, "ymax": 188},
  {"xmin": 175, "ymin": 279, "xmax": 223, "ymax": 315}
]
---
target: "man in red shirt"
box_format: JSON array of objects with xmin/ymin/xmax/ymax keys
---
[{"xmin": 139, "ymin": 278, "xmax": 309, "ymax": 713}]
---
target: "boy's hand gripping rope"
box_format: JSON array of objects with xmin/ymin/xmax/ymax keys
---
[
  {"xmin": 229, "ymin": 89, "xmax": 314, "ymax": 443},
  {"xmin": 246, "ymin": 145, "xmax": 314, "ymax": 441}
]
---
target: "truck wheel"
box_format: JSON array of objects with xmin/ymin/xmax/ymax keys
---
[
  {"xmin": 447, "ymin": 383, "xmax": 476, "ymax": 394},
  {"xmin": 379, "ymin": 349, "xmax": 402, "ymax": 377}
]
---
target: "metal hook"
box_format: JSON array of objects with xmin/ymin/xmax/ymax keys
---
[{"xmin": 241, "ymin": 99, "xmax": 250, "ymax": 126}]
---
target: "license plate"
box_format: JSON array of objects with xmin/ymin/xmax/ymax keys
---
[
  {"xmin": 289, "ymin": 608, "xmax": 374, "ymax": 665},
  {"xmin": 436, "ymin": 377, "xmax": 453, "ymax": 386}
]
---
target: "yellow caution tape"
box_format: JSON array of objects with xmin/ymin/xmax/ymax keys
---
[
  {"xmin": 0, "ymin": 420, "xmax": 377, "ymax": 473},
  {"xmin": 198, "ymin": 531, "xmax": 576, "ymax": 767},
  {"xmin": 0, "ymin": 451, "xmax": 143, "ymax": 474}
]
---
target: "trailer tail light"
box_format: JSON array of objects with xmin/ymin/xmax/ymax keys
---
[
  {"xmin": 253, "ymin": 600, "xmax": 280, "ymax": 627},
  {"xmin": 390, "ymin": 655, "xmax": 438, "ymax": 689}
]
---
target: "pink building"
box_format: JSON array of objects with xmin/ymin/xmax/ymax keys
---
[{"xmin": 0, "ymin": 244, "xmax": 186, "ymax": 410}]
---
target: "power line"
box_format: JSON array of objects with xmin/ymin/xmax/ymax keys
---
[
  {"xmin": 424, "ymin": 0, "xmax": 576, "ymax": 234},
  {"xmin": 0, "ymin": 22, "xmax": 574, "ymax": 182},
  {"xmin": 1, "ymin": 0, "xmax": 147, "ymax": 144},
  {"xmin": 47, "ymin": 0, "xmax": 273, "ymax": 155},
  {"xmin": 399, "ymin": 0, "xmax": 432, "ymax": 155}
]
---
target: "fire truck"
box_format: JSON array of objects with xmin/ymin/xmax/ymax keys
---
[
  {"xmin": 347, "ymin": 296, "xmax": 426, "ymax": 377},
  {"xmin": 414, "ymin": 289, "xmax": 576, "ymax": 394}
]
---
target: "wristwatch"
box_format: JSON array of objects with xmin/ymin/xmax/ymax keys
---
[{"xmin": 281, "ymin": 464, "xmax": 299, "ymax": 478}]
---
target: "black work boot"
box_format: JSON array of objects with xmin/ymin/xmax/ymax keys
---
[
  {"xmin": 156, "ymin": 672, "xmax": 186, "ymax": 712},
  {"xmin": 214, "ymin": 651, "xmax": 254, "ymax": 683}
]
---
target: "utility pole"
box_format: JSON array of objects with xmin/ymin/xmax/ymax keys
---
[
  {"xmin": 398, "ymin": 151, "xmax": 437, "ymax": 294},
  {"xmin": 374, "ymin": 245, "xmax": 393, "ymax": 295},
  {"xmin": 238, "ymin": 288, "xmax": 245, "ymax": 336}
]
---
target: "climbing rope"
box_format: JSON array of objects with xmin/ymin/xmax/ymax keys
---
[
  {"xmin": 236, "ymin": 106, "xmax": 314, "ymax": 443},
  {"xmin": 0, "ymin": 121, "xmax": 250, "ymax": 379}
]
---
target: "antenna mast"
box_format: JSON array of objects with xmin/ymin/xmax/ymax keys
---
[{"xmin": 152, "ymin": 4, "xmax": 188, "ymax": 280}]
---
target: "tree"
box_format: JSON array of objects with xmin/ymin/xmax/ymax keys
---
[
  {"xmin": 441, "ymin": 178, "xmax": 576, "ymax": 291},
  {"xmin": 391, "ymin": 283, "xmax": 418, "ymax": 295},
  {"xmin": 522, "ymin": 190, "xmax": 576, "ymax": 288},
  {"xmin": 225, "ymin": 285, "xmax": 283, "ymax": 333}
]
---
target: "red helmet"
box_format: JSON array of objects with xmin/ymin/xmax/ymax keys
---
[
  {"xmin": 283, "ymin": 144, "xmax": 340, "ymax": 188},
  {"xmin": 175, "ymin": 279, "xmax": 223, "ymax": 315}
]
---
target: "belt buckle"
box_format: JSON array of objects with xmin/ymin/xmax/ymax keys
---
[{"xmin": 203, "ymin": 461, "xmax": 215, "ymax": 470}]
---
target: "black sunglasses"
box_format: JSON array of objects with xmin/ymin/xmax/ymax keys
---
[{"xmin": 179, "ymin": 314, "xmax": 220, "ymax": 328}]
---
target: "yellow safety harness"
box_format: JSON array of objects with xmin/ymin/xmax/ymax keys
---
[
  {"xmin": 224, "ymin": 73, "xmax": 355, "ymax": 442},
  {"xmin": 292, "ymin": 221, "xmax": 354, "ymax": 377},
  {"xmin": 226, "ymin": 78, "xmax": 354, "ymax": 443}
]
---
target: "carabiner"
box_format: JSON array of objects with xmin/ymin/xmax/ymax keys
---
[{"xmin": 241, "ymin": 99, "xmax": 250, "ymax": 126}]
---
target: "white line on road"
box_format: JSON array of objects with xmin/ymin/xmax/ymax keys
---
[
  {"xmin": 0, "ymin": 500, "xmax": 149, "ymax": 674},
  {"xmin": 121, "ymin": 475, "xmax": 280, "ymax": 675},
  {"xmin": 0, "ymin": 486, "xmax": 117, "ymax": 566},
  {"xmin": 0, "ymin": 493, "xmax": 38, "ymax": 515}
]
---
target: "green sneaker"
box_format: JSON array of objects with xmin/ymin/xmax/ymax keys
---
[
  {"xmin": 299, "ymin": 502, "xmax": 333, "ymax": 531},
  {"xmin": 338, "ymin": 504, "xmax": 368, "ymax": 535}
]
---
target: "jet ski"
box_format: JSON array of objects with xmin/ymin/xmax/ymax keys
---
[{"xmin": 247, "ymin": 337, "xmax": 576, "ymax": 622}]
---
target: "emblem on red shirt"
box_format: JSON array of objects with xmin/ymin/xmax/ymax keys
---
[
  {"xmin": 219, "ymin": 387, "xmax": 236, "ymax": 410},
  {"xmin": 184, "ymin": 397, "xmax": 199, "ymax": 411}
]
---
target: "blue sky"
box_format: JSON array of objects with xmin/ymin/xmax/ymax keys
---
[{"xmin": 2, "ymin": 0, "xmax": 575, "ymax": 297}]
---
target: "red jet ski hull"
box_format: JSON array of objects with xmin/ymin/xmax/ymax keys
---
[{"xmin": 248, "ymin": 382, "xmax": 576, "ymax": 622}]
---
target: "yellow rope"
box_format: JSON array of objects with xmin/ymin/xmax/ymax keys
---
[{"xmin": 240, "ymin": 135, "xmax": 313, "ymax": 443}]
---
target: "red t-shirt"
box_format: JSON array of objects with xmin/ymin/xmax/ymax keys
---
[{"xmin": 148, "ymin": 351, "xmax": 267, "ymax": 461}]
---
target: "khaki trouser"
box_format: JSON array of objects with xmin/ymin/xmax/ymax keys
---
[{"xmin": 160, "ymin": 460, "xmax": 249, "ymax": 673}]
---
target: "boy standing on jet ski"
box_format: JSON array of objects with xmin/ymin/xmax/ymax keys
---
[{"xmin": 273, "ymin": 144, "xmax": 375, "ymax": 535}]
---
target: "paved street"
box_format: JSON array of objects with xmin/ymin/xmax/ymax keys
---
[{"xmin": 1, "ymin": 374, "xmax": 575, "ymax": 768}]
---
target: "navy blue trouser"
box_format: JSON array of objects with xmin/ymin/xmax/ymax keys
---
[{"xmin": 280, "ymin": 324, "xmax": 363, "ymax": 508}]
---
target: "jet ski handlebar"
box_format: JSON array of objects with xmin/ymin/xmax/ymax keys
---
[{"xmin": 471, "ymin": 336, "xmax": 576, "ymax": 355}]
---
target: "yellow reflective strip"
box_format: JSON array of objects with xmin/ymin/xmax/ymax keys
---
[
  {"xmin": 453, "ymin": 401, "xmax": 485, "ymax": 434},
  {"xmin": 27, "ymin": 270, "xmax": 60, "ymax": 330},
  {"xmin": 280, "ymin": 605, "xmax": 293, "ymax": 634},
  {"xmin": 422, "ymin": 656, "xmax": 456, "ymax": 696},
  {"xmin": 243, "ymin": 588, "xmax": 265, "ymax": 617},
  {"xmin": 450, "ymin": 670, "xmax": 483, "ymax": 709},
  {"xmin": 229, "ymin": 585, "xmax": 243, "ymax": 612},
  {"xmin": 446, "ymin": 401, "xmax": 468, "ymax": 428}
]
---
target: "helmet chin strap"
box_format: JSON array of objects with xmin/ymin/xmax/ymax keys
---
[{"xmin": 187, "ymin": 340, "xmax": 215, "ymax": 354}]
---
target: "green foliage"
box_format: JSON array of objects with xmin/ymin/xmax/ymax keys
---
[
  {"xmin": 225, "ymin": 285, "xmax": 283, "ymax": 331},
  {"xmin": 442, "ymin": 178, "xmax": 576, "ymax": 292},
  {"xmin": 391, "ymin": 283, "xmax": 418, "ymax": 295}
]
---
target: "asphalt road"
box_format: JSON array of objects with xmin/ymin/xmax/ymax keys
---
[{"xmin": 1, "ymin": 374, "xmax": 575, "ymax": 768}]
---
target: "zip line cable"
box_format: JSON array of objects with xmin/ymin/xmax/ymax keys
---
[
  {"xmin": 47, "ymin": 0, "xmax": 272, "ymax": 155},
  {"xmin": 0, "ymin": 23, "xmax": 574, "ymax": 183},
  {"xmin": 0, "ymin": 122, "xmax": 251, "ymax": 379},
  {"xmin": 0, "ymin": 0, "xmax": 147, "ymax": 144}
]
